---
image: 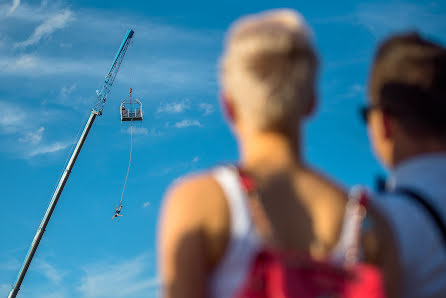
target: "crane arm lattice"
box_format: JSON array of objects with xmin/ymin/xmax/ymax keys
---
[{"xmin": 93, "ymin": 29, "xmax": 134, "ymax": 115}]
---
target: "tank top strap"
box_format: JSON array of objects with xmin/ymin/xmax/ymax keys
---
[
  {"xmin": 213, "ymin": 166, "xmax": 253, "ymax": 237},
  {"xmin": 210, "ymin": 166, "xmax": 262, "ymax": 298}
]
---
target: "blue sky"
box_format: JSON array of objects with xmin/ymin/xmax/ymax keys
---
[{"xmin": 0, "ymin": 0, "xmax": 445, "ymax": 297}]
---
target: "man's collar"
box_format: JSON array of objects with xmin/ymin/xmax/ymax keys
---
[{"xmin": 387, "ymin": 152, "xmax": 446, "ymax": 191}]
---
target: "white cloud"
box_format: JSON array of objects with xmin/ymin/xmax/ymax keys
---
[
  {"xmin": 0, "ymin": 100, "xmax": 27, "ymax": 134},
  {"xmin": 0, "ymin": 101, "xmax": 73, "ymax": 159},
  {"xmin": 199, "ymin": 103, "xmax": 215, "ymax": 116},
  {"xmin": 10, "ymin": 258, "xmax": 70, "ymax": 298},
  {"xmin": 126, "ymin": 127, "xmax": 163, "ymax": 137},
  {"xmin": 157, "ymin": 99, "xmax": 190, "ymax": 114},
  {"xmin": 12, "ymin": 55, "xmax": 38, "ymax": 70},
  {"xmin": 148, "ymin": 156, "xmax": 202, "ymax": 177},
  {"xmin": 122, "ymin": 126, "xmax": 149, "ymax": 136},
  {"xmin": 60, "ymin": 84, "xmax": 77, "ymax": 98},
  {"xmin": 6, "ymin": 0, "xmax": 20, "ymax": 16},
  {"xmin": 0, "ymin": 54, "xmax": 104, "ymax": 77},
  {"xmin": 174, "ymin": 119, "xmax": 202, "ymax": 128},
  {"xmin": 0, "ymin": 2, "xmax": 218, "ymax": 93},
  {"xmin": 148, "ymin": 128, "xmax": 163, "ymax": 137},
  {"xmin": 355, "ymin": 2, "xmax": 446, "ymax": 39},
  {"xmin": 15, "ymin": 9, "xmax": 73, "ymax": 48},
  {"xmin": 313, "ymin": 2, "xmax": 446, "ymax": 43},
  {"xmin": 34, "ymin": 259, "xmax": 64, "ymax": 285},
  {"xmin": 0, "ymin": 1, "xmax": 54, "ymax": 22},
  {"xmin": 0, "ymin": 284, "xmax": 11, "ymax": 297},
  {"xmin": 19, "ymin": 126, "xmax": 44, "ymax": 144},
  {"xmin": 0, "ymin": 258, "xmax": 21, "ymax": 271},
  {"xmin": 35, "ymin": 290, "xmax": 69, "ymax": 298},
  {"xmin": 143, "ymin": 201, "xmax": 150, "ymax": 208},
  {"xmin": 28, "ymin": 141, "xmax": 70, "ymax": 157},
  {"xmin": 78, "ymin": 254, "xmax": 159, "ymax": 297},
  {"xmin": 0, "ymin": 54, "xmax": 213, "ymax": 91}
]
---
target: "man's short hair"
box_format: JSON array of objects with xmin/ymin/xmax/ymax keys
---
[
  {"xmin": 369, "ymin": 32, "xmax": 446, "ymax": 138},
  {"xmin": 220, "ymin": 9, "xmax": 318, "ymax": 132}
]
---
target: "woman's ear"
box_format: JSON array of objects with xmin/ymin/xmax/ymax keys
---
[{"xmin": 220, "ymin": 92, "xmax": 236, "ymax": 123}]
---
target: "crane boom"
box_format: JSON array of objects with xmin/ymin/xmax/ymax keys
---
[
  {"xmin": 93, "ymin": 29, "xmax": 134, "ymax": 114},
  {"xmin": 8, "ymin": 29, "xmax": 134, "ymax": 298}
]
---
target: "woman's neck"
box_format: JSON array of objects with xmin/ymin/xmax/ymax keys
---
[{"xmin": 238, "ymin": 129, "xmax": 303, "ymax": 172}]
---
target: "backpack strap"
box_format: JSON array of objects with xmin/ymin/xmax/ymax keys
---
[
  {"xmin": 331, "ymin": 186, "xmax": 369, "ymax": 267},
  {"xmin": 395, "ymin": 187, "xmax": 446, "ymax": 248}
]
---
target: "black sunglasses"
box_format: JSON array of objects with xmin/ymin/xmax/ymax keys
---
[{"xmin": 359, "ymin": 104, "xmax": 381, "ymax": 124}]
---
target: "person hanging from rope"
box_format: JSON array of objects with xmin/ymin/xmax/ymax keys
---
[
  {"xmin": 114, "ymin": 90, "xmax": 140, "ymax": 222},
  {"xmin": 111, "ymin": 204, "xmax": 123, "ymax": 220},
  {"xmin": 114, "ymin": 118, "xmax": 133, "ymax": 221}
]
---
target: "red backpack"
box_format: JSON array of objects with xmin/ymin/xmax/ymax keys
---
[{"xmin": 235, "ymin": 170, "xmax": 386, "ymax": 298}]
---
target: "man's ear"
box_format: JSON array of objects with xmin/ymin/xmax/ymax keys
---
[
  {"xmin": 304, "ymin": 93, "xmax": 317, "ymax": 117},
  {"xmin": 220, "ymin": 92, "xmax": 236, "ymax": 123},
  {"xmin": 381, "ymin": 112, "xmax": 394, "ymax": 139}
]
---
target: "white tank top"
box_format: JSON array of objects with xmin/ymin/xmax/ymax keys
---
[
  {"xmin": 210, "ymin": 167, "xmax": 262, "ymax": 298},
  {"xmin": 209, "ymin": 166, "xmax": 364, "ymax": 298}
]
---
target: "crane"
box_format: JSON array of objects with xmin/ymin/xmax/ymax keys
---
[{"xmin": 8, "ymin": 29, "xmax": 135, "ymax": 298}]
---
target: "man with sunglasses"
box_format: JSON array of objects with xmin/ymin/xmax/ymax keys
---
[{"xmin": 363, "ymin": 32, "xmax": 446, "ymax": 298}]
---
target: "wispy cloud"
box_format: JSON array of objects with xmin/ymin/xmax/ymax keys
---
[
  {"xmin": 198, "ymin": 103, "xmax": 215, "ymax": 116},
  {"xmin": 0, "ymin": 54, "xmax": 213, "ymax": 93},
  {"xmin": 355, "ymin": 2, "xmax": 446, "ymax": 39},
  {"xmin": 28, "ymin": 141, "xmax": 70, "ymax": 157},
  {"xmin": 122, "ymin": 126, "xmax": 149, "ymax": 136},
  {"xmin": 0, "ymin": 2, "xmax": 219, "ymax": 95},
  {"xmin": 78, "ymin": 254, "xmax": 159, "ymax": 297},
  {"xmin": 157, "ymin": 99, "xmax": 190, "ymax": 114},
  {"xmin": 147, "ymin": 128, "xmax": 164, "ymax": 137},
  {"xmin": 312, "ymin": 2, "xmax": 446, "ymax": 42},
  {"xmin": 19, "ymin": 126, "xmax": 44, "ymax": 144},
  {"xmin": 149, "ymin": 156, "xmax": 201, "ymax": 177},
  {"xmin": 174, "ymin": 119, "xmax": 202, "ymax": 128},
  {"xmin": 60, "ymin": 84, "xmax": 77, "ymax": 98},
  {"xmin": 0, "ymin": 54, "xmax": 104, "ymax": 77},
  {"xmin": 6, "ymin": 0, "xmax": 20, "ymax": 16},
  {"xmin": 0, "ymin": 101, "xmax": 27, "ymax": 134},
  {"xmin": 0, "ymin": 100, "xmax": 74, "ymax": 159},
  {"xmin": 0, "ymin": 1, "xmax": 57, "ymax": 22},
  {"xmin": 15, "ymin": 9, "xmax": 73, "ymax": 48},
  {"xmin": 0, "ymin": 284, "xmax": 11, "ymax": 297},
  {"xmin": 143, "ymin": 201, "xmax": 151, "ymax": 208},
  {"xmin": 34, "ymin": 259, "xmax": 65, "ymax": 285},
  {"xmin": 5, "ymin": 258, "xmax": 70, "ymax": 298},
  {"xmin": 11, "ymin": 55, "xmax": 38, "ymax": 70},
  {"xmin": 0, "ymin": 257, "xmax": 21, "ymax": 271}
]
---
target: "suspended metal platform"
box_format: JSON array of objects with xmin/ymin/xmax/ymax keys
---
[{"xmin": 120, "ymin": 88, "xmax": 143, "ymax": 122}]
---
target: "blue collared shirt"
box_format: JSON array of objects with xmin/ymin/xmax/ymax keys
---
[{"xmin": 376, "ymin": 153, "xmax": 446, "ymax": 298}]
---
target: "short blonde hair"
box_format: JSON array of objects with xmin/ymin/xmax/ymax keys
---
[{"xmin": 220, "ymin": 9, "xmax": 318, "ymax": 132}]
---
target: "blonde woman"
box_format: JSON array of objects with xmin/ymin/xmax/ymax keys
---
[{"xmin": 159, "ymin": 9, "xmax": 399, "ymax": 298}]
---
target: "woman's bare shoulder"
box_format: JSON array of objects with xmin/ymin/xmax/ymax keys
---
[{"xmin": 162, "ymin": 170, "xmax": 230, "ymax": 230}]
